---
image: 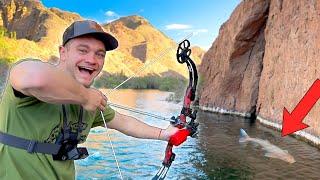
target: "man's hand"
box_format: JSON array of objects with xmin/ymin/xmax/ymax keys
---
[
  {"xmin": 159, "ymin": 125, "xmax": 179, "ymax": 141},
  {"xmin": 160, "ymin": 125, "xmax": 191, "ymax": 146},
  {"xmin": 82, "ymin": 88, "xmax": 108, "ymax": 112}
]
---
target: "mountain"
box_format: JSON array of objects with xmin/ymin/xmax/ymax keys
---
[
  {"xmin": 0, "ymin": 0, "xmax": 203, "ymax": 79},
  {"xmin": 0, "ymin": 0, "xmax": 81, "ymax": 61},
  {"xmin": 0, "ymin": 0, "xmax": 81, "ymax": 47},
  {"xmin": 198, "ymin": 0, "xmax": 320, "ymax": 143},
  {"xmin": 102, "ymin": 15, "xmax": 203, "ymax": 77}
]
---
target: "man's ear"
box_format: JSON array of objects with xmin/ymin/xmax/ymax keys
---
[{"xmin": 59, "ymin": 45, "xmax": 67, "ymax": 62}]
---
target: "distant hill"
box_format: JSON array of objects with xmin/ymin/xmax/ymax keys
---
[
  {"xmin": 103, "ymin": 15, "xmax": 204, "ymax": 77},
  {"xmin": 0, "ymin": 0, "xmax": 204, "ymax": 78}
]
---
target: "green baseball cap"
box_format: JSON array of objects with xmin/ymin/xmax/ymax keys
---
[{"xmin": 63, "ymin": 20, "xmax": 118, "ymax": 51}]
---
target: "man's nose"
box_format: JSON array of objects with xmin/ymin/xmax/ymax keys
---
[{"xmin": 85, "ymin": 52, "xmax": 98, "ymax": 64}]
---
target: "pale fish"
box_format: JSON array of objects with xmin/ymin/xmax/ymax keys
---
[{"xmin": 239, "ymin": 128, "xmax": 295, "ymax": 164}]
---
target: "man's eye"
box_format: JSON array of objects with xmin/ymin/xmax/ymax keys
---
[
  {"xmin": 96, "ymin": 53, "xmax": 105, "ymax": 59},
  {"xmin": 78, "ymin": 49, "xmax": 88, "ymax": 54}
]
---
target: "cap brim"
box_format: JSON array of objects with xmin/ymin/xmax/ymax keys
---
[{"xmin": 86, "ymin": 32, "xmax": 118, "ymax": 51}]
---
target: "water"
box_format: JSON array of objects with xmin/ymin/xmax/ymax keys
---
[{"xmin": 75, "ymin": 89, "xmax": 320, "ymax": 179}]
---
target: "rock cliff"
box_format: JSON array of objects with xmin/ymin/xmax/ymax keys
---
[
  {"xmin": 0, "ymin": 0, "xmax": 81, "ymax": 48},
  {"xmin": 199, "ymin": 0, "xmax": 320, "ymax": 142},
  {"xmin": 258, "ymin": 0, "xmax": 320, "ymax": 138},
  {"xmin": 199, "ymin": 0, "xmax": 268, "ymax": 115}
]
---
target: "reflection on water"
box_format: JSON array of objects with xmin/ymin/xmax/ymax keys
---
[{"xmin": 76, "ymin": 89, "xmax": 320, "ymax": 180}]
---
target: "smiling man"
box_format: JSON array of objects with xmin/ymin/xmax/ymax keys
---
[{"xmin": 0, "ymin": 20, "xmax": 178, "ymax": 179}]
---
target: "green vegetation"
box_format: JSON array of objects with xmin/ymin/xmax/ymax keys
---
[
  {"xmin": 94, "ymin": 72, "xmax": 188, "ymax": 102},
  {"xmin": 0, "ymin": 37, "xmax": 18, "ymax": 64},
  {"xmin": 0, "ymin": 26, "xmax": 17, "ymax": 94},
  {"xmin": 0, "ymin": 58, "xmax": 14, "ymax": 66},
  {"xmin": 0, "ymin": 58, "xmax": 12, "ymax": 95},
  {"xmin": 0, "ymin": 27, "xmax": 18, "ymax": 63},
  {"xmin": 0, "ymin": 26, "xmax": 17, "ymax": 39},
  {"xmin": 0, "ymin": 26, "xmax": 7, "ymax": 37},
  {"xmin": 94, "ymin": 72, "xmax": 187, "ymax": 91}
]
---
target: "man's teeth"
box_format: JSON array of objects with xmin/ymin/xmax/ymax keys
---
[
  {"xmin": 79, "ymin": 67, "xmax": 95, "ymax": 74},
  {"xmin": 80, "ymin": 67, "xmax": 94, "ymax": 71}
]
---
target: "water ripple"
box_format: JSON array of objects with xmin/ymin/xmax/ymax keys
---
[{"xmin": 76, "ymin": 90, "xmax": 320, "ymax": 179}]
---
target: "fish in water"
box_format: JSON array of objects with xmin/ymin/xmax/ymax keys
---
[{"xmin": 239, "ymin": 128, "xmax": 295, "ymax": 164}]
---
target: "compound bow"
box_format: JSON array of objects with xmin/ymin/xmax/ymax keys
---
[{"xmin": 152, "ymin": 39, "xmax": 199, "ymax": 180}]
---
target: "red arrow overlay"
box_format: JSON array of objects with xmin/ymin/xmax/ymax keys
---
[{"xmin": 282, "ymin": 79, "xmax": 320, "ymax": 136}]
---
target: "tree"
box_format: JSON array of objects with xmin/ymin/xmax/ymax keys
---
[
  {"xmin": 0, "ymin": 26, "xmax": 6, "ymax": 37},
  {"xmin": 9, "ymin": 31, "xmax": 17, "ymax": 39}
]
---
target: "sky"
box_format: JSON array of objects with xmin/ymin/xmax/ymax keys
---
[{"xmin": 41, "ymin": 0, "xmax": 241, "ymax": 50}]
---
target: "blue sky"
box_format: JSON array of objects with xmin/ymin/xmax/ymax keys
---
[{"xmin": 42, "ymin": 0, "xmax": 240, "ymax": 50}]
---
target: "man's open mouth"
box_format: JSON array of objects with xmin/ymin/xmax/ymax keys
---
[{"xmin": 78, "ymin": 66, "xmax": 95, "ymax": 75}]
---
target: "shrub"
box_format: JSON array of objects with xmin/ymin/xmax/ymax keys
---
[{"xmin": 93, "ymin": 72, "xmax": 187, "ymax": 93}]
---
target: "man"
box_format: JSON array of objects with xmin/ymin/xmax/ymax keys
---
[{"xmin": 0, "ymin": 20, "xmax": 179, "ymax": 179}]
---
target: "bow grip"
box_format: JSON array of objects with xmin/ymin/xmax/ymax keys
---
[{"xmin": 169, "ymin": 129, "xmax": 190, "ymax": 146}]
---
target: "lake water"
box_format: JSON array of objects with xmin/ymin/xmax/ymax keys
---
[{"xmin": 76, "ymin": 89, "xmax": 320, "ymax": 180}]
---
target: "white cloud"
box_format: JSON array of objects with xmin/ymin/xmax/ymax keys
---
[
  {"xmin": 165, "ymin": 24, "xmax": 192, "ymax": 30},
  {"xmin": 165, "ymin": 23, "xmax": 208, "ymax": 37},
  {"xmin": 105, "ymin": 11, "xmax": 117, "ymax": 17},
  {"xmin": 104, "ymin": 10, "xmax": 121, "ymax": 24},
  {"xmin": 183, "ymin": 28, "xmax": 208, "ymax": 34},
  {"xmin": 195, "ymin": 29, "xmax": 208, "ymax": 33},
  {"xmin": 192, "ymin": 29, "xmax": 209, "ymax": 36}
]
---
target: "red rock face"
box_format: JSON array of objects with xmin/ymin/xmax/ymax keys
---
[
  {"xmin": 0, "ymin": 0, "xmax": 81, "ymax": 47},
  {"xmin": 199, "ymin": 0, "xmax": 320, "ymax": 138},
  {"xmin": 257, "ymin": 0, "xmax": 320, "ymax": 136},
  {"xmin": 199, "ymin": 0, "xmax": 270, "ymax": 114}
]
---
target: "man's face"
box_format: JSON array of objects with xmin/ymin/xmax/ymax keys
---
[{"xmin": 59, "ymin": 36, "xmax": 106, "ymax": 87}]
